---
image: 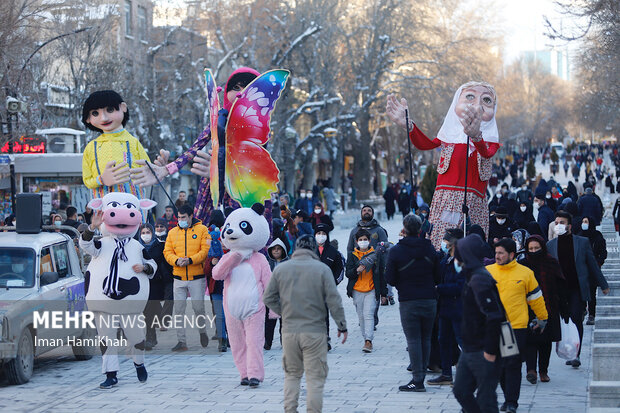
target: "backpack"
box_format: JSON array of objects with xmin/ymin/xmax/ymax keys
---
[{"xmin": 335, "ymin": 251, "xmax": 346, "ymax": 285}]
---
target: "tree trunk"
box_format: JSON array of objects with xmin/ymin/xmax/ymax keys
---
[{"xmin": 353, "ymin": 113, "xmax": 372, "ymax": 200}]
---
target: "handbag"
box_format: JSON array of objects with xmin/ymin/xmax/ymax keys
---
[
  {"xmin": 498, "ymin": 301, "xmax": 519, "ymax": 358},
  {"xmin": 499, "ymin": 320, "xmax": 520, "ymax": 358}
]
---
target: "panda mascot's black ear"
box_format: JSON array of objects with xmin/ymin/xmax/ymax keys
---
[
  {"xmin": 224, "ymin": 207, "xmax": 234, "ymax": 217},
  {"xmin": 251, "ymin": 203, "xmax": 265, "ymax": 216}
]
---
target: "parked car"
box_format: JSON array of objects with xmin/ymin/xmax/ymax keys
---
[{"xmin": 0, "ymin": 227, "xmax": 94, "ymax": 384}]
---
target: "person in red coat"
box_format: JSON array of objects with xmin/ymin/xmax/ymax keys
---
[{"xmin": 386, "ymin": 82, "xmax": 500, "ymax": 249}]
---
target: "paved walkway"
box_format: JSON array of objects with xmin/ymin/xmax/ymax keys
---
[
  {"xmin": 1, "ymin": 215, "xmax": 594, "ymax": 413},
  {"xmin": 1, "ymin": 152, "xmax": 605, "ymax": 412}
]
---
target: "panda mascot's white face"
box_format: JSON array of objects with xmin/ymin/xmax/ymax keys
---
[{"xmin": 221, "ymin": 203, "xmax": 269, "ymax": 254}]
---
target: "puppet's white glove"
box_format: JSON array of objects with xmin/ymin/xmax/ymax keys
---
[
  {"xmin": 386, "ymin": 94, "xmax": 410, "ymax": 131},
  {"xmin": 190, "ymin": 150, "xmax": 211, "ymax": 178},
  {"xmin": 130, "ymin": 160, "xmax": 168, "ymax": 186},
  {"xmin": 100, "ymin": 160, "xmax": 130, "ymax": 186}
]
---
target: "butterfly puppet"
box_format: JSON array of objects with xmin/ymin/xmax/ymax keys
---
[{"xmin": 204, "ymin": 68, "xmax": 289, "ymax": 208}]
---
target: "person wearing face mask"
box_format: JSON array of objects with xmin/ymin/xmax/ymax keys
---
[
  {"xmin": 486, "ymin": 239, "xmax": 549, "ymax": 413},
  {"xmin": 346, "ymin": 229, "xmax": 387, "ymax": 353},
  {"xmin": 51, "ymin": 214, "xmax": 63, "ymax": 232},
  {"xmin": 451, "ymin": 234, "xmax": 503, "ymax": 412},
  {"xmin": 314, "ymin": 223, "xmax": 346, "ymax": 349},
  {"xmin": 383, "ymin": 183, "xmax": 397, "ymax": 220},
  {"xmin": 518, "ymin": 235, "xmax": 568, "ymax": 384},
  {"xmin": 139, "ymin": 224, "xmax": 161, "ymax": 350},
  {"xmin": 533, "ymin": 193, "xmax": 554, "ymax": 241},
  {"xmin": 512, "ymin": 201, "xmax": 535, "ymax": 230},
  {"xmin": 310, "ymin": 203, "xmax": 334, "ymax": 232},
  {"xmin": 293, "ymin": 189, "xmax": 313, "ymax": 216},
  {"xmin": 148, "ymin": 219, "xmax": 174, "ymax": 327},
  {"xmin": 577, "ymin": 186, "xmax": 603, "ymax": 227},
  {"xmin": 417, "ymin": 204, "xmax": 433, "ymax": 239},
  {"xmin": 164, "ymin": 204, "xmax": 211, "ymax": 351},
  {"xmin": 516, "ymin": 183, "xmax": 533, "ymax": 204},
  {"xmin": 346, "ymin": 205, "xmax": 388, "ymax": 254},
  {"xmin": 487, "ymin": 206, "xmax": 512, "ymax": 246},
  {"xmin": 546, "ymin": 211, "xmax": 610, "ymax": 368},
  {"xmin": 576, "ymin": 216, "xmax": 607, "ymax": 325},
  {"xmin": 385, "ymin": 215, "xmax": 440, "ymax": 392},
  {"xmin": 264, "ymin": 238, "xmax": 289, "ymax": 350},
  {"xmin": 427, "ymin": 228, "xmax": 464, "ymax": 386}
]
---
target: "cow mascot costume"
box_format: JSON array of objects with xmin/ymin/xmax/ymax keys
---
[
  {"xmin": 79, "ymin": 192, "xmax": 157, "ymax": 389},
  {"xmin": 212, "ymin": 203, "xmax": 273, "ymax": 388}
]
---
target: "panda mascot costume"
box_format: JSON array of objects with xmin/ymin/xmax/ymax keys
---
[
  {"xmin": 212, "ymin": 203, "xmax": 273, "ymax": 387},
  {"xmin": 79, "ymin": 192, "xmax": 157, "ymax": 389}
]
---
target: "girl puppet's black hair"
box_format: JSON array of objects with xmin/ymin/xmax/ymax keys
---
[
  {"xmin": 226, "ymin": 72, "xmax": 258, "ymax": 92},
  {"xmin": 81, "ymin": 90, "xmax": 130, "ymax": 132}
]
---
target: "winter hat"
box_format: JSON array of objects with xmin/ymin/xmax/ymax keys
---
[
  {"xmin": 315, "ymin": 223, "xmax": 332, "ymax": 234},
  {"xmin": 155, "ymin": 218, "xmax": 167, "ymax": 226},
  {"xmin": 495, "ymin": 206, "xmax": 508, "ymax": 217},
  {"xmin": 223, "ymin": 67, "xmax": 260, "ymax": 111},
  {"xmin": 82, "ymin": 90, "xmax": 129, "ymax": 132},
  {"xmin": 295, "ymin": 234, "xmax": 318, "ymax": 252},
  {"xmin": 208, "ymin": 210, "xmax": 226, "ymax": 228}
]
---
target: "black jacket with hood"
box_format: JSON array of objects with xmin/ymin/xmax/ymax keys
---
[
  {"xmin": 456, "ymin": 234, "xmax": 504, "ymax": 355},
  {"xmin": 316, "ymin": 223, "xmax": 344, "ymax": 284},
  {"xmin": 384, "ymin": 236, "xmax": 439, "ymax": 301}
]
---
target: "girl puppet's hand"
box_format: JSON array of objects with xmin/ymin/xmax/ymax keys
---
[
  {"xmin": 100, "ymin": 160, "xmax": 130, "ymax": 186},
  {"xmin": 154, "ymin": 149, "xmax": 170, "ymax": 166},
  {"xmin": 130, "ymin": 160, "xmax": 168, "ymax": 186},
  {"xmin": 386, "ymin": 94, "xmax": 410, "ymax": 131},
  {"xmin": 460, "ymin": 104, "xmax": 484, "ymax": 141},
  {"xmin": 190, "ymin": 150, "xmax": 211, "ymax": 178}
]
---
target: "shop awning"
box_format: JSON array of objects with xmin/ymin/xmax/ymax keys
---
[{"xmin": 13, "ymin": 153, "xmax": 82, "ymax": 175}]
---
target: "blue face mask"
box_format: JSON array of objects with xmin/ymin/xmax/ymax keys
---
[
  {"xmin": 440, "ymin": 241, "xmax": 449, "ymax": 254},
  {"xmin": 454, "ymin": 260, "xmax": 463, "ymax": 273},
  {"xmin": 179, "ymin": 220, "xmax": 189, "ymax": 229}
]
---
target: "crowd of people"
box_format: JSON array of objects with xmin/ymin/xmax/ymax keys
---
[{"xmin": 14, "ymin": 143, "xmax": 615, "ymax": 412}]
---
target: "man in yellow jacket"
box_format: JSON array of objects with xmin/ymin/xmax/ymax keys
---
[
  {"xmin": 164, "ymin": 204, "xmax": 211, "ymax": 351},
  {"xmin": 486, "ymin": 238, "xmax": 548, "ymax": 413}
]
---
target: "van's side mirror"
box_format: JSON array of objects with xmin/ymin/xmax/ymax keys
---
[{"xmin": 40, "ymin": 272, "xmax": 59, "ymax": 286}]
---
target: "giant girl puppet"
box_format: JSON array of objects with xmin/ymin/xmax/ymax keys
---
[{"xmin": 386, "ymin": 82, "xmax": 499, "ymax": 249}]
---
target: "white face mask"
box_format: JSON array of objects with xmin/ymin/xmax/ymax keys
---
[
  {"xmin": 546, "ymin": 194, "xmax": 552, "ymax": 199},
  {"xmin": 141, "ymin": 234, "xmax": 152, "ymax": 243},
  {"xmin": 496, "ymin": 193, "xmax": 502, "ymax": 199},
  {"xmin": 522, "ymin": 186, "xmax": 527, "ymax": 191},
  {"xmin": 155, "ymin": 230, "xmax": 166, "ymax": 237},
  {"xmin": 12, "ymin": 263, "xmax": 26, "ymax": 273},
  {"xmin": 581, "ymin": 223, "xmax": 589, "ymax": 231},
  {"xmin": 554, "ymin": 223, "xmax": 567, "ymax": 236},
  {"xmin": 497, "ymin": 218, "xmax": 506, "ymax": 225},
  {"xmin": 520, "ymin": 206, "xmax": 527, "ymax": 212},
  {"xmin": 315, "ymin": 234, "xmax": 327, "ymax": 245},
  {"xmin": 533, "ymin": 202, "xmax": 540, "ymax": 210},
  {"xmin": 54, "ymin": 221, "xmax": 62, "ymax": 227},
  {"xmin": 314, "ymin": 208, "xmax": 322, "ymax": 214},
  {"xmin": 358, "ymin": 240, "xmax": 370, "ymax": 250}
]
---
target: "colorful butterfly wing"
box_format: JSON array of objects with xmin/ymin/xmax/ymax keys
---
[
  {"xmin": 225, "ymin": 69, "xmax": 289, "ymax": 207},
  {"xmin": 204, "ymin": 69, "xmax": 221, "ymax": 205}
]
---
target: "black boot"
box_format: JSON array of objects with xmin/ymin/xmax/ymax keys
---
[
  {"xmin": 100, "ymin": 371, "xmax": 118, "ymax": 389},
  {"xmin": 135, "ymin": 363, "xmax": 148, "ymax": 383}
]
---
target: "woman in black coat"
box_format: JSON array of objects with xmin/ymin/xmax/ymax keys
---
[
  {"xmin": 576, "ymin": 215, "xmax": 607, "ymax": 324},
  {"xmin": 519, "ymin": 235, "xmax": 568, "ymax": 383},
  {"xmin": 383, "ymin": 185, "xmax": 397, "ymax": 220},
  {"xmin": 512, "ymin": 201, "xmax": 535, "ymax": 230}
]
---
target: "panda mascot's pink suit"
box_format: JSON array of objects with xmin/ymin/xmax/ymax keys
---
[
  {"xmin": 212, "ymin": 203, "xmax": 273, "ymax": 387},
  {"xmin": 79, "ymin": 192, "xmax": 157, "ymax": 389}
]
